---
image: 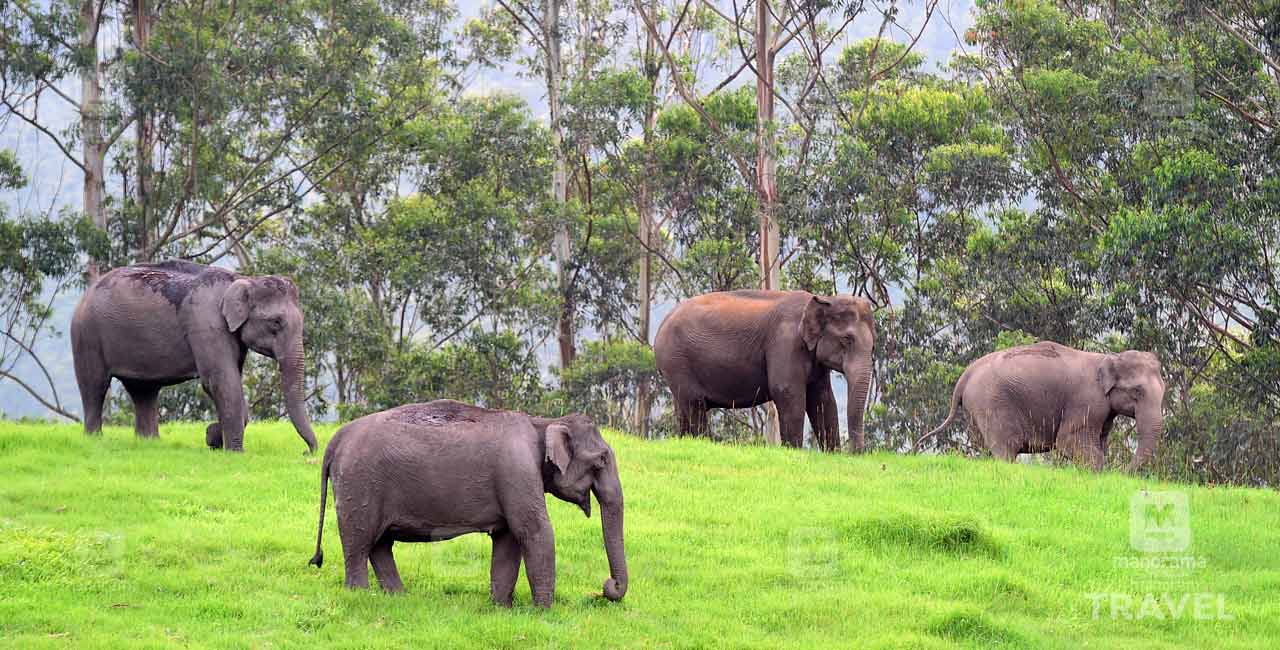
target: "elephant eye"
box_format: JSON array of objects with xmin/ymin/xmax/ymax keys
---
[{"xmin": 269, "ymin": 318, "xmax": 283, "ymax": 332}]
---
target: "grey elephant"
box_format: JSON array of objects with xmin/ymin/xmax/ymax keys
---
[
  {"xmin": 70, "ymin": 260, "xmax": 318, "ymax": 453},
  {"xmin": 654, "ymin": 290, "xmax": 875, "ymax": 451},
  {"xmin": 914, "ymin": 341, "xmax": 1165, "ymax": 470},
  {"xmin": 307, "ymin": 399, "xmax": 627, "ymax": 609}
]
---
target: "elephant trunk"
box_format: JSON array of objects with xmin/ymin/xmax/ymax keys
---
[
  {"xmin": 593, "ymin": 466, "xmax": 627, "ymax": 602},
  {"xmin": 844, "ymin": 351, "xmax": 873, "ymax": 453},
  {"xmin": 1131, "ymin": 398, "xmax": 1163, "ymax": 471},
  {"xmin": 278, "ymin": 333, "xmax": 318, "ymax": 454}
]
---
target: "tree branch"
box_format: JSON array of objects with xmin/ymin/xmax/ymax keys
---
[{"xmin": 0, "ymin": 369, "xmax": 80, "ymax": 422}]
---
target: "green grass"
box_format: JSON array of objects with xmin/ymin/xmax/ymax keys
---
[{"xmin": 1, "ymin": 422, "xmax": 1278, "ymax": 649}]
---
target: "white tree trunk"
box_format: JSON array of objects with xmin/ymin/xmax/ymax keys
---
[
  {"xmin": 81, "ymin": 0, "xmax": 107, "ymax": 280},
  {"xmin": 133, "ymin": 0, "xmax": 154, "ymax": 259},
  {"xmin": 634, "ymin": 5, "xmax": 658, "ymax": 438},
  {"xmin": 546, "ymin": 0, "xmax": 574, "ymax": 369},
  {"xmin": 756, "ymin": 0, "xmax": 782, "ymax": 445}
]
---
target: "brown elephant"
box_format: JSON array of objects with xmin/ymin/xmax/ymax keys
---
[
  {"xmin": 308, "ymin": 399, "xmax": 627, "ymax": 609},
  {"xmin": 914, "ymin": 341, "xmax": 1165, "ymax": 470},
  {"xmin": 654, "ymin": 290, "xmax": 876, "ymax": 451},
  {"xmin": 70, "ymin": 260, "xmax": 317, "ymax": 453}
]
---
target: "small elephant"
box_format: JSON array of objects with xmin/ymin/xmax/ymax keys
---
[
  {"xmin": 307, "ymin": 400, "xmax": 628, "ymax": 609},
  {"xmin": 915, "ymin": 341, "xmax": 1165, "ymax": 470},
  {"xmin": 654, "ymin": 290, "xmax": 875, "ymax": 451},
  {"xmin": 70, "ymin": 260, "xmax": 318, "ymax": 453}
]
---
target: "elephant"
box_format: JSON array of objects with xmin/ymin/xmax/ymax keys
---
[
  {"xmin": 307, "ymin": 399, "xmax": 627, "ymax": 609},
  {"xmin": 654, "ymin": 290, "xmax": 876, "ymax": 451},
  {"xmin": 914, "ymin": 341, "xmax": 1165, "ymax": 471},
  {"xmin": 70, "ymin": 260, "xmax": 318, "ymax": 453}
]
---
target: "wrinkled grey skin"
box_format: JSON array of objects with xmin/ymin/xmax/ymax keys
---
[
  {"xmin": 915, "ymin": 341, "xmax": 1165, "ymax": 471},
  {"xmin": 654, "ymin": 290, "xmax": 876, "ymax": 451},
  {"xmin": 308, "ymin": 400, "xmax": 627, "ymax": 609},
  {"xmin": 70, "ymin": 260, "xmax": 318, "ymax": 453}
]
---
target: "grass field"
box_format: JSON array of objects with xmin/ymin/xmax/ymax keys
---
[{"xmin": 1, "ymin": 421, "xmax": 1278, "ymax": 649}]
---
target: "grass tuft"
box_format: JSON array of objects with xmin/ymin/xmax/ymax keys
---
[
  {"xmin": 849, "ymin": 511, "xmax": 1004, "ymax": 558},
  {"xmin": 927, "ymin": 608, "xmax": 1030, "ymax": 647}
]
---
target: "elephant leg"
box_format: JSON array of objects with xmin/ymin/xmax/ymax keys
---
[
  {"xmin": 205, "ymin": 423, "xmax": 223, "ymax": 449},
  {"xmin": 806, "ymin": 376, "xmax": 839, "ymax": 452},
  {"xmin": 977, "ymin": 409, "xmax": 1023, "ymax": 462},
  {"xmin": 121, "ymin": 379, "xmax": 162, "ymax": 438},
  {"xmin": 200, "ymin": 381, "xmax": 226, "ymax": 449},
  {"xmin": 76, "ymin": 367, "xmax": 110, "ymax": 435},
  {"xmin": 489, "ymin": 529, "xmax": 522, "ymax": 607},
  {"xmin": 676, "ymin": 398, "xmax": 708, "ymax": 437},
  {"xmin": 1056, "ymin": 422, "xmax": 1106, "ymax": 471},
  {"xmin": 513, "ymin": 516, "xmax": 556, "ymax": 608},
  {"xmin": 342, "ymin": 548, "xmax": 371, "ymax": 589},
  {"xmin": 336, "ymin": 505, "xmax": 376, "ymax": 589},
  {"xmin": 204, "ymin": 372, "xmax": 247, "ymax": 452},
  {"xmin": 339, "ymin": 530, "xmax": 372, "ymax": 589},
  {"xmin": 369, "ymin": 537, "xmax": 404, "ymax": 593},
  {"xmin": 772, "ymin": 386, "xmax": 807, "ymax": 448}
]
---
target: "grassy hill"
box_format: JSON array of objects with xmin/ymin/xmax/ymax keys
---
[{"xmin": 1, "ymin": 422, "xmax": 1276, "ymax": 649}]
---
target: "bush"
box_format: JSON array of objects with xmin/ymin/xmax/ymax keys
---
[{"xmin": 554, "ymin": 339, "xmax": 662, "ymax": 430}]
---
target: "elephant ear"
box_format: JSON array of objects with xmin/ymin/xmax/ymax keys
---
[
  {"xmin": 545, "ymin": 423, "xmax": 572, "ymax": 474},
  {"xmin": 1096, "ymin": 356, "xmax": 1120, "ymax": 394},
  {"xmin": 800, "ymin": 295, "xmax": 831, "ymax": 351},
  {"xmin": 221, "ymin": 279, "xmax": 254, "ymax": 333}
]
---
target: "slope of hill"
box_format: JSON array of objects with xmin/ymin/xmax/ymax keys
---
[{"xmin": 1, "ymin": 422, "xmax": 1275, "ymax": 649}]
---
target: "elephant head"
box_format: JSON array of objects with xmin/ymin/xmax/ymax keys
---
[
  {"xmin": 1097, "ymin": 351, "xmax": 1165, "ymax": 471},
  {"xmin": 535, "ymin": 414, "xmax": 627, "ymax": 602},
  {"xmin": 801, "ymin": 295, "xmax": 876, "ymax": 452},
  {"xmin": 220, "ymin": 276, "xmax": 318, "ymax": 454}
]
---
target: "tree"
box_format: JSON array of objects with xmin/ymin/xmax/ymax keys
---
[
  {"xmin": 953, "ymin": 0, "xmax": 1279, "ymax": 482},
  {"xmin": 634, "ymin": 0, "xmax": 938, "ymax": 446},
  {"xmin": 0, "ymin": 150, "xmax": 105, "ymax": 419}
]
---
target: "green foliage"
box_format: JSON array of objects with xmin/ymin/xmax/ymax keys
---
[
  {"xmin": 0, "ymin": 151, "xmax": 107, "ymax": 416},
  {"xmin": 345, "ymin": 330, "xmax": 546, "ymax": 420},
  {"xmin": 1, "ymin": 0, "xmax": 1277, "ymax": 489},
  {"xmin": 994, "ymin": 329, "xmax": 1040, "ymax": 351},
  {"xmin": 555, "ymin": 339, "xmax": 662, "ymax": 428},
  {"xmin": 0, "ymin": 150, "xmax": 23, "ymax": 190}
]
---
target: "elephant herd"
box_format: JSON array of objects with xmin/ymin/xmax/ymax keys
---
[
  {"xmin": 654, "ymin": 288, "xmax": 1166, "ymax": 471},
  {"xmin": 67, "ymin": 261, "xmax": 1167, "ymax": 607}
]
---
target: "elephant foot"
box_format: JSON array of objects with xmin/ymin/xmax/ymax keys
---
[{"xmin": 205, "ymin": 423, "xmax": 224, "ymax": 449}]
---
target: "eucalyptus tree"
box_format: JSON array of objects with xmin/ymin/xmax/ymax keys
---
[{"xmin": 957, "ymin": 0, "xmax": 1279, "ymax": 482}]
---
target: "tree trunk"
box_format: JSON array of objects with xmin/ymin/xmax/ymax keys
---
[
  {"xmin": 756, "ymin": 0, "xmax": 782, "ymax": 445},
  {"xmin": 546, "ymin": 0, "xmax": 575, "ymax": 369},
  {"xmin": 133, "ymin": 0, "xmax": 154, "ymax": 259},
  {"xmin": 81, "ymin": 1, "xmax": 107, "ymax": 280},
  {"xmin": 633, "ymin": 5, "xmax": 658, "ymax": 438}
]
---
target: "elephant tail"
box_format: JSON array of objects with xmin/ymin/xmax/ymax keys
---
[
  {"xmin": 914, "ymin": 373, "xmax": 967, "ymax": 452},
  {"xmin": 308, "ymin": 453, "xmax": 331, "ymax": 568}
]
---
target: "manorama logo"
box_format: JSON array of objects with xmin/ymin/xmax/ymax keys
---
[
  {"xmin": 1090, "ymin": 490, "xmax": 1231, "ymax": 622},
  {"xmin": 1130, "ymin": 490, "xmax": 1190, "ymax": 553}
]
